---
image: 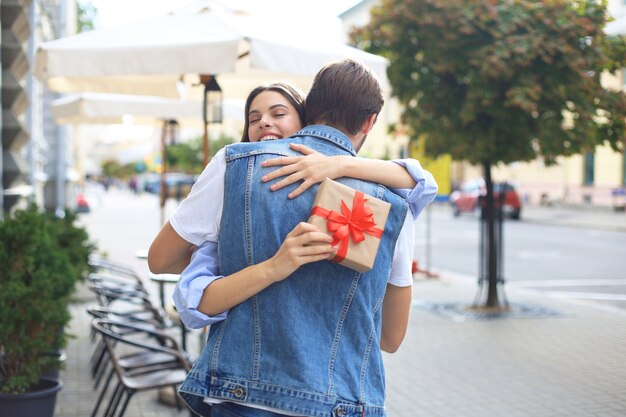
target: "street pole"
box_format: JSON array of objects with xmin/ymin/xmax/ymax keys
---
[
  {"xmin": 54, "ymin": 0, "xmax": 67, "ymax": 217},
  {"xmin": 27, "ymin": 0, "xmax": 40, "ymax": 206}
]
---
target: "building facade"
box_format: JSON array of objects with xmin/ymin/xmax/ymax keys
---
[{"xmin": 1, "ymin": 0, "xmax": 76, "ymax": 216}]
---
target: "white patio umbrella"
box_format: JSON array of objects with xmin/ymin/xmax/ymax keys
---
[
  {"xmin": 51, "ymin": 92, "xmax": 244, "ymax": 224},
  {"xmin": 35, "ymin": 0, "xmax": 389, "ymax": 164}
]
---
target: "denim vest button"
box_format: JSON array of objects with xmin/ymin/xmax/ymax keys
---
[
  {"xmin": 229, "ymin": 388, "xmax": 245, "ymax": 398},
  {"xmin": 336, "ymin": 408, "xmax": 346, "ymax": 417}
]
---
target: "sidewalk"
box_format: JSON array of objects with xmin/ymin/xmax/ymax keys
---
[
  {"xmin": 55, "ymin": 189, "xmax": 626, "ymax": 417},
  {"xmin": 430, "ymin": 201, "xmax": 626, "ymax": 232},
  {"xmin": 521, "ymin": 203, "xmax": 626, "ymax": 232}
]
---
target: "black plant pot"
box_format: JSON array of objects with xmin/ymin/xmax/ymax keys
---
[{"xmin": 0, "ymin": 378, "xmax": 63, "ymax": 417}]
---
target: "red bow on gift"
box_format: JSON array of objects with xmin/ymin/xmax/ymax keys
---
[{"xmin": 310, "ymin": 191, "xmax": 384, "ymax": 263}]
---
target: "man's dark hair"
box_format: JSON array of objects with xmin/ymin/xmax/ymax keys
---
[{"xmin": 305, "ymin": 59, "xmax": 384, "ymax": 135}]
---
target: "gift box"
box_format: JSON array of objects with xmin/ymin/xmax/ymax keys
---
[{"xmin": 308, "ymin": 178, "xmax": 391, "ymax": 273}]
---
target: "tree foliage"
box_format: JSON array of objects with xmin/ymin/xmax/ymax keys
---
[
  {"xmin": 76, "ymin": 1, "xmax": 98, "ymax": 33},
  {"xmin": 167, "ymin": 134, "xmax": 235, "ymax": 174},
  {"xmin": 101, "ymin": 159, "xmax": 137, "ymax": 179},
  {"xmin": 353, "ymin": 0, "xmax": 626, "ymax": 166}
]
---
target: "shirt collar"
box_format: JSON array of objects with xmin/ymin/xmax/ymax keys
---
[{"xmin": 291, "ymin": 125, "xmax": 357, "ymax": 156}]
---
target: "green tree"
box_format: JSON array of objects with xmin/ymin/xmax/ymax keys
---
[
  {"xmin": 101, "ymin": 160, "xmax": 136, "ymax": 179},
  {"xmin": 76, "ymin": 1, "xmax": 97, "ymax": 33},
  {"xmin": 167, "ymin": 134, "xmax": 235, "ymax": 175},
  {"xmin": 355, "ymin": 0, "xmax": 626, "ymax": 307}
]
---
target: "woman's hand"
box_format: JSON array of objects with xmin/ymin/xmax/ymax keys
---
[
  {"xmin": 261, "ymin": 143, "xmax": 349, "ymax": 198},
  {"xmin": 265, "ymin": 222, "xmax": 335, "ymax": 282}
]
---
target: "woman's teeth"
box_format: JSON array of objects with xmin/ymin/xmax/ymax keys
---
[{"xmin": 260, "ymin": 135, "xmax": 280, "ymax": 141}]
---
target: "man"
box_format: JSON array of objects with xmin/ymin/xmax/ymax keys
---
[{"xmin": 150, "ymin": 59, "xmax": 437, "ymax": 417}]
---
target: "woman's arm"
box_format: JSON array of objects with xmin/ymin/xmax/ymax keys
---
[
  {"xmin": 148, "ymin": 148, "xmax": 227, "ymax": 274},
  {"xmin": 261, "ymin": 143, "xmax": 416, "ymax": 197},
  {"xmin": 261, "ymin": 143, "xmax": 438, "ymax": 219},
  {"xmin": 175, "ymin": 222, "xmax": 335, "ymax": 328},
  {"xmin": 148, "ymin": 221, "xmax": 195, "ymax": 274}
]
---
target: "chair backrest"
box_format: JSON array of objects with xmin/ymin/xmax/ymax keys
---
[
  {"xmin": 87, "ymin": 285, "xmax": 170, "ymax": 328},
  {"xmin": 89, "ymin": 271, "xmax": 146, "ymax": 291},
  {"xmin": 91, "ymin": 318, "xmax": 191, "ymax": 372},
  {"xmin": 89, "ymin": 255, "xmax": 141, "ymax": 279}
]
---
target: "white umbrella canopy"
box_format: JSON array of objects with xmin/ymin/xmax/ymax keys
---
[
  {"xmin": 51, "ymin": 92, "xmax": 244, "ymax": 127},
  {"xmin": 50, "ymin": 92, "xmax": 245, "ymax": 225},
  {"xmin": 34, "ymin": 0, "xmax": 389, "ymax": 99}
]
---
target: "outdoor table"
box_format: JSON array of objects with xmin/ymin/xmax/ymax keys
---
[
  {"xmin": 148, "ymin": 272, "xmax": 178, "ymax": 309},
  {"xmin": 134, "ymin": 248, "xmax": 149, "ymax": 259}
]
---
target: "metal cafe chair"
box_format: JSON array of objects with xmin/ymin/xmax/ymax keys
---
[
  {"xmin": 88, "ymin": 271, "xmax": 147, "ymax": 295},
  {"xmin": 87, "ymin": 306, "xmax": 180, "ymax": 390},
  {"xmin": 85, "ymin": 280, "xmax": 176, "ymax": 385},
  {"xmin": 88, "ymin": 255, "xmax": 143, "ymax": 280},
  {"xmin": 90, "ymin": 318, "xmax": 191, "ymax": 417}
]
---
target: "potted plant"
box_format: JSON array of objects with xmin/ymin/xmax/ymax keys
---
[{"xmin": 0, "ymin": 206, "xmax": 95, "ymax": 417}]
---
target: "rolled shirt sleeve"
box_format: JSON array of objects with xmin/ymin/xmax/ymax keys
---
[
  {"xmin": 172, "ymin": 241, "xmax": 228, "ymax": 329},
  {"xmin": 390, "ymin": 158, "xmax": 438, "ymax": 220}
]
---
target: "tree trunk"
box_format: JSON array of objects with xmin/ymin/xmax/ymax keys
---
[{"xmin": 482, "ymin": 160, "xmax": 500, "ymax": 307}]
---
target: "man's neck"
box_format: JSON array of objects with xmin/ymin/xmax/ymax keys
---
[{"xmin": 313, "ymin": 122, "xmax": 363, "ymax": 152}]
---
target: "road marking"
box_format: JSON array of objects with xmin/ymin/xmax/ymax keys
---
[
  {"xmin": 509, "ymin": 279, "xmax": 626, "ymax": 287},
  {"xmin": 537, "ymin": 291, "xmax": 626, "ymax": 301},
  {"xmin": 516, "ymin": 250, "xmax": 561, "ymax": 260}
]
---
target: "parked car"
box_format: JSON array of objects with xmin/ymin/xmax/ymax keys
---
[
  {"xmin": 450, "ymin": 179, "xmax": 522, "ymax": 219},
  {"xmin": 142, "ymin": 172, "xmax": 197, "ymax": 200},
  {"xmin": 75, "ymin": 193, "xmax": 90, "ymax": 213}
]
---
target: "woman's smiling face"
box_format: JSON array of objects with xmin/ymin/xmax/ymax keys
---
[{"xmin": 247, "ymin": 91, "xmax": 303, "ymax": 142}]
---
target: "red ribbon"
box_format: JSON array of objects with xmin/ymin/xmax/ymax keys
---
[{"xmin": 310, "ymin": 191, "xmax": 384, "ymax": 263}]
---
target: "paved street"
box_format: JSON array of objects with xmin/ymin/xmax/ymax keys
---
[
  {"xmin": 54, "ymin": 188, "xmax": 626, "ymax": 417},
  {"xmin": 413, "ymin": 204, "xmax": 626, "ymax": 312}
]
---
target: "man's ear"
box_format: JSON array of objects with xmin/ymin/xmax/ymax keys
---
[{"xmin": 360, "ymin": 113, "xmax": 378, "ymax": 135}]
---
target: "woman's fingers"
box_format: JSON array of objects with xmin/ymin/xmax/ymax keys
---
[
  {"xmin": 271, "ymin": 223, "xmax": 337, "ymax": 280},
  {"xmin": 262, "ymin": 156, "xmax": 300, "ymax": 168},
  {"xmin": 260, "ymin": 144, "xmax": 320, "ymax": 183},
  {"xmin": 287, "ymin": 222, "xmax": 326, "ymax": 238},
  {"xmin": 289, "ymin": 143, "xmax": 317, "ymax": 155},
  {"xmin": 261, "ymin": 163, "xmax": 301, "ymax": 183},
  {"xmin": 285, "ymin": 224, "xmax": 334, "ymax": 252},
  {"xmin": 287, "ymin": 180, "xmax": 314, "ymax": 199},
  {"xmin": 270, "ymin": 173, "xmax": 308, "ymax": 192}
]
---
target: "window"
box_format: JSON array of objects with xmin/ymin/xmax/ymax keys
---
[{"xmin": 583, "ymin": 151, "xmax": 595, "ymax": 185}]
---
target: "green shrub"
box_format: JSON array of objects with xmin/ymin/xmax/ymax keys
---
[{"xmin": 0, "ymin": 206, "xmax": 96, "ymax": 394}]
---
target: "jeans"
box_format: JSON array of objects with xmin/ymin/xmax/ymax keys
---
[{"xmin": 211, "ymin": 402, "xmax": 301, "ymax": 417}]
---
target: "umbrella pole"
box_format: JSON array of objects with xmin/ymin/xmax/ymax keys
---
[
  {"xmin": 160, "ymin": 120, "xmax": 168, "ymax": 226},
  {"xmin": 203, "ymin": 117, "xmax": 210, "ymax": 167},
  {"xmin": 200, "ymin": 74, "xmax": 220, "ymax": 167}
]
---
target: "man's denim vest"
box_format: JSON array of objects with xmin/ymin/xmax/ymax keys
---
[{"xmin": 179, "ymin": 126, "xmax": 408, "ymax": 417}]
